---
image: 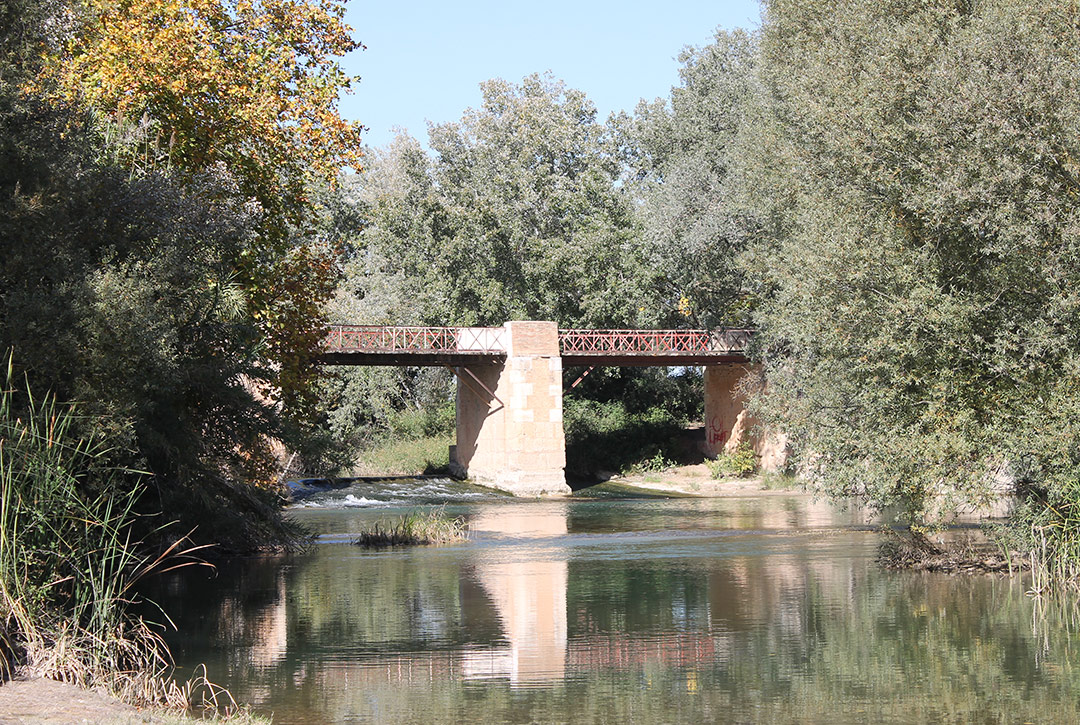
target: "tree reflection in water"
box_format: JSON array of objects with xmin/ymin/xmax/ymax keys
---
[{"xmin": 151, "ymin": 496, "xmax": 1080, "ymax": 724}]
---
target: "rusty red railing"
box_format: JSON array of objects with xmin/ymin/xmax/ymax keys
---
[
  {"xmin": 325, "ymin": 325, "xmax": 752, "ymax": 356},
  {"xmin": 325, "ymin": 325, "xmax": 507, "ymax": 353},
  {"xmin": 558, "ymin": 328, "xmax": 752, "ymax": 355}
]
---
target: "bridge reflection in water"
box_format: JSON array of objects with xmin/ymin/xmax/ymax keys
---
[
  {"xmin": 462, "ymin": 505, "xmax": 568, "ymax": 683},
  {"xmin": 153, "ymin": 495, "xmax": 1069, "ymax": 724}
]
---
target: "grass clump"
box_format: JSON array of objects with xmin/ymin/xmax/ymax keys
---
[
  {"xmin": 759, "ymin": 471, "xmax": 804, "ymax": 490},
  {"xmin": 623, "ymin": 450, "xmax": 676, "ymax": 477},
  {"xmin": 706, "ymin": 442, "xmax": 757, "ymax": 479},
  {"xmin": 354, "ymin": 508, "xmax": 467, "ymax": 547}
]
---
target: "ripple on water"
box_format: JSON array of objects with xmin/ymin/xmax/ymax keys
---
[{"xmin": 287, "ymin": 476, "xmax": 503, "ymax": 509}]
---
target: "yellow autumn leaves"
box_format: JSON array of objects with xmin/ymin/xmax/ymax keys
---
[{"xmin": 46, "ymin": 0, "xmax": 364, "ymax": 218}]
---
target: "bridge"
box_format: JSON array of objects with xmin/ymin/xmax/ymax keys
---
[
  {"xmin": 320, "ymin": 325, "xmax": 752, "ymax": 366},
  {"xmin": 318, "ymin": 322, "xmax": 784, "ymax": 496}
]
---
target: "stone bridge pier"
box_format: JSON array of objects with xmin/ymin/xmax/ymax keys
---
[
  {"xmin": 448, "ymin": 323, "xmax": 786, "ymax": 496},
  {"xmin": 449, "ymin": 322, "xmax": 569, "ymax": 496},
  {"xmin": 703, "ymin": 365, "xmax": 789, "ymax": 472}
]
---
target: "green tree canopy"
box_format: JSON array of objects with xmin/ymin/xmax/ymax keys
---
[
  {"xmin": 614, "ymin": 28, "xmax": 759, "ymax": 327},
  {"xmin": 741, "ymin": 0, "xmax": 1080, "ymax": 528},
  {"xmin": 0, "ymin": 0, "xmax": 332, "ymax": 551},
  {"xmin": 340, "ymin": 73, "xmax": 661, "ymax": 329}
]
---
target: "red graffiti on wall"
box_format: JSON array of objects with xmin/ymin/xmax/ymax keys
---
[{"xmin": 707, "ymin": 416, "xmax": 727, "ymax": 447}]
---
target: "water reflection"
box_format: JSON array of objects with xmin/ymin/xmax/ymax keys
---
[
  {"xmin": 149, "ymin": 496, "xmax": 1080, "ymax": 724},
  {"xmin": 465, "ymin": 504, "xmax": 568, "ymax": 683}
]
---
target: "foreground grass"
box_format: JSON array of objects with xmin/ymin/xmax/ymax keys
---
[
  {"xmin": 351, "ymin": 435, "xmax": 453, "ymax": 476},
  {"xmin": 0, "ymin": 365, "xmax": 249, "ymax": 718},
  {"xmin": 354, "ymin": 508, "xmax": 467, "ymax": 547},
  {"xmin": 0, "ymin": 375, "xmax": 164, "ymax": 692}
]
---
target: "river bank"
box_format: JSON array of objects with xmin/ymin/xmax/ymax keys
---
[
  {"xmin": 593, "ymin": 462, "xmax": 803, "ymax": 498},
  {"xmin": 597, "ymin": 463, "xmax": 1019, "ymax": 576},
  {"xmin": 0, "ymin": 678, "xmax": 268, "ymax": 725}
]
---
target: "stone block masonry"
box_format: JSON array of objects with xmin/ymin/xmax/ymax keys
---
[{"xmin": 450, "ymin": 322, "xmax": 570, "ymax": 496}]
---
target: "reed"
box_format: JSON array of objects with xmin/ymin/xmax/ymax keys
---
[
  {"xmin": 991, "ymin": 475, "xmax": 1080, "ymax": 595},
  {"xmin": 354, "ymin": 507, "xmax": 468, "ymax": 547},
  {"xmin": 1026, "ymin": 499, "xmax": 1080, "ymax": 596},
  {"xmin": 0, "ymin": 356, "xmax": 210, "ymax": 703}
]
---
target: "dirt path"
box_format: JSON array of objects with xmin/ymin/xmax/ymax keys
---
[{"xmin": 0, "ymin": 678, "xmax": 149, "ymax": 724}]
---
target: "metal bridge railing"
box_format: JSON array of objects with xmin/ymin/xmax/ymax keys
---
[
  {"xmin": 557, "ymin": 328, "xmax": 752, "ymax": 355},
  {"xmin": 325, "ymin": 325, "xmax": 752, "ymax": 356},
  {"xmin": 325, "ymin": 325, "xmax": 507, "ymax": 354}
]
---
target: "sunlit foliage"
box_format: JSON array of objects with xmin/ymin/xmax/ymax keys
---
[
  {"xmin": 740, "ymin": 0, "xmax": 1080, "ymax": 539},
  {"xmin": 45, "ymin": 0, "xmax": 364, "ymax": 411},
  {"xmin": 614, "ymin": 29, "xmax": 758, "ymax": 327}
]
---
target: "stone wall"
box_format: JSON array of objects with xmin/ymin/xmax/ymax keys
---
[{"xmin": 703, "ymin": 364, "xmax": 789, "ymax": 473}]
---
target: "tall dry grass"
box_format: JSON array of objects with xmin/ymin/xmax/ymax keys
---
[{"xmin": 0, "ymin": 356, "xmax": 213, "ymax": 707}]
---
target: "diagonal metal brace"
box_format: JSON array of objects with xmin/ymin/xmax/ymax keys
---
[
  {"xmin": 570, "ymin": 365, "xmax": 595, "ymax": 389},
  {"xmin": 442, "ymin": 364, "xmax": 504, "ymax": 413}
]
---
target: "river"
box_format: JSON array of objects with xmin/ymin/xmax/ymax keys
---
[{"xmin": 152, "ymin": 479, "xmax": 1080, "ymax": 724}]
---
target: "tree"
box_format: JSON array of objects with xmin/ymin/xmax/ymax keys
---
[
  {"xmin": 614, "ymin": 29, "xmax": 759, "ymax": 327},
  {"xmin": 323, "ymin": 75, "xmax": 683, "ymax": 461},
  {"xmin": 0, "ymin": 0, "xmax": 310, "ymax": 551},
  {"xmin": 48, "ymin": 0, "xmax": 363, "ymax": 226},
  {"xmin": 343, "ymin": 74, "xmax": 662, "ymax": 330},
  {"xmin": 319, "ymin": 147, "xmax": 456, "ymax": 452},
  {"xmin": 740, "ymin": 0, "xmax": 1080, "ymax": 537},
  {"xmin": 44, "ymin": 0, "xmax": 365, "ymax": 412}
]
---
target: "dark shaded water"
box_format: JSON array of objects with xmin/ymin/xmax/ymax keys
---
[{"xmin": 151, "ymin": 481, "xmax": 1080, "ymax": 724}]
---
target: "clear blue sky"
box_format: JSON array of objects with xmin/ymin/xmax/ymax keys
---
[{"xmin": 340, "ymin": 1, "xmax": 762, "ymax": 150}]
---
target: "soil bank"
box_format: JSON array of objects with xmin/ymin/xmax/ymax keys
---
[{"xmin": 0, "ymin": 678, "xmax": 266, "ymax": 725}]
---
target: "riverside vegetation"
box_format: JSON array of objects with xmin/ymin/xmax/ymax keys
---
[
  {"xmin": 0, "ymin": 367, "xmax": 268, "ymax": 720},
  {"xmin": 353, "ymin": 508, "xmax": 468, "ymax": 547},
  {"xmin": 5, "ymin": 0, "xmax": 1080, "ymax": 717},
  {"xmin": 1, "ymin": 0, "xmax": 356, "ymax": 710}
]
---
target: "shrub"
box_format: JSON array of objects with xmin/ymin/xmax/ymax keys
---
[
  {"xmin": 707, "ymin": 442, "xmax": 757, "ymax": 479},
  {"xmin": 624, "ymin": 451, "xmax": 676, "ymax": 476},
  {"xmin": 563, "ymin": 397, "xmax": 684, "ymax": 478}
]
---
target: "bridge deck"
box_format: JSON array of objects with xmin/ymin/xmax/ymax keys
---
[{"xmin": 318, "ymin": 325, "xmax": 751, "ymax": 366}]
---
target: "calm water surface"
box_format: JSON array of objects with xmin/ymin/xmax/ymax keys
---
[{"xmin": 154, "ymin": 480, "xmax": 1080, "ymax": 724}]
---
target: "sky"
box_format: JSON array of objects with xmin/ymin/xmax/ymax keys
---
[{"xmin": 339, "ymin": 1, "xmax": 762, "ymax": 151}]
